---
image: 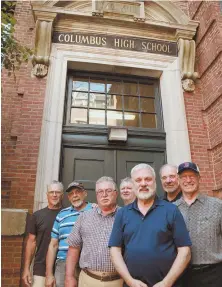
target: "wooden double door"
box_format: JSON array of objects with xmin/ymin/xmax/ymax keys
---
[{"xmin": 61, "ymin": 147, "xmax": 165, "ymax": 206}]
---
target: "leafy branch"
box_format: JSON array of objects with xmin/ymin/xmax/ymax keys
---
[{"xmin": 1, "ymin": 1, "xmax": 33, "ymax": 76}]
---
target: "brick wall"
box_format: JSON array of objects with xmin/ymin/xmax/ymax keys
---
[
  {"xmin": 186, "ymin": 1, "xmax": 222, "ymax": 197},
  {"xmin": 1, "ymin": 0, "xmax": 47, "ymax": 211},
  {"xmin": 1, "ymin": 236, "xmax": 25, "ymax": 287},
  {"xmin": 1, "ymin": 2, "xmax": 47, "ymax": 286}
]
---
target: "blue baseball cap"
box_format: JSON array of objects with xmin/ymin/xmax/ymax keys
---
[{"xmin": 177, "ymin": 162, "xmax": 200, "ymax": 174}]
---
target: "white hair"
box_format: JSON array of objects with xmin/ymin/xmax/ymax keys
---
[
  {"xmin": 96, "ymin": 176, "xmax": 117, "ymax": 191},
  {"xmin": 47, "ymin": 180, "xmax": 64, "ymax": 192},
  {"xmin": 131, "ymin": 163, "xmax": 156, "ymax": 178},
  {"xmin": 120, "ymin": 177, "xmax": 134, "ymax": 189},
  {"xmin": 159, "ymin": 164, "xmax": 178, "ymax": 177}
]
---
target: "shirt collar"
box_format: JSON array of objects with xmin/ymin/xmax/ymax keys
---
[
  {"xmin": 70, "ymin": 202, "xmax": 91, "ymax": 212},
  {"xmin": 176, "ymin": 193, "xmax": 206, "ymax": 206},
  {"xmin": 163, "ymin": 191, "xmax": 182, "ymax": 202},
  {"xmin": 97, "ymin": 205, "xmax": 119, "ymax": 216},
  {"xmin": 128, "ymin": 196, "xmax": 164, "ymax": 211}
]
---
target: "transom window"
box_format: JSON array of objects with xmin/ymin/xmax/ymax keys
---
[{"xmin": 66, "ymin": 73, "xmax": 162, "ymax": 129}]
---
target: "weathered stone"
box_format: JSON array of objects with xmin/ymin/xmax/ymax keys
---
[{"xmin": 1, "ymin": 209, "xmax": 28, "ymax": 236}]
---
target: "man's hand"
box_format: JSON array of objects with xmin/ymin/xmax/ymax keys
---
[
  {"xmin": 153, "ymin": 281, "xmax": 168, "ymax": 287},
  {"xmin": 128, "ymin": 278, "xmax": 148, "ymax": 287},
  {"xmin": 65, "ymin": 275, "xmax": 78, "ymax": 287},
  {"xmin": 45, "ymin": 275, "xmax": 56, "ymax": 287},
  {"xmin": 22, "ymin": 269, "xmax": 32, "ymax": 287}
]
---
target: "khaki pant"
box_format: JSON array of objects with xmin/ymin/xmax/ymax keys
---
[
  {"xmin": 32, "ymin": 275, "xmax": 45, "ymax": 287},
  {"xmin": 78, "ymin": 270, "xmax": 123, "ymax": 287}
]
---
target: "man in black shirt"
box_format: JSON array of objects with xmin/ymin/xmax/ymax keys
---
[
  {"xmin": 22, "ymin": 180, "xmax": 64, "ymax": 287},
  {"xmin": 159, "ymin": 164, "xmax": 182, "ymax": 202}
]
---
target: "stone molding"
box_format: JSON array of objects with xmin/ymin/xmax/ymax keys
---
[
  {"xmin": 178, "ymin": 38, "xmax": 199, "ymax": 92},
  {"xmin": 32, "ymin": 11, "xmax": 57, "ymax": 77}
]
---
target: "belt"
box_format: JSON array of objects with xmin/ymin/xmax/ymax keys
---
[
  {"xmin": 83, "ymin": 269, "xmax": 120, "ymax": 281},
  {"xmin": 191, "ymin": 262, "xmax": 222, "ymax": 272}
]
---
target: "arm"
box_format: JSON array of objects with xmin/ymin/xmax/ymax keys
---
[
  {"xmin": 65, "ymin": 246, "xmax": 81, "ymax": 287},
  {"xmin": 110, "ymin": 247, "xmax": 147, "ymax": 287},
  {"xmin": 22, "ymin": 234, "xmax": 36, "ymax": 287},
  {"xmin": 45, "ymin": 238, "xmax": 59, "ymax": 287},
  {"xmin": 153, "ymin": 246, "xmax": 191, "ymax": 287}
]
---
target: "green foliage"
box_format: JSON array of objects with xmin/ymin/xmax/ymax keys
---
[{"xmin": 1, "ymin": 1, "xmax": 33, "ymax": 76}]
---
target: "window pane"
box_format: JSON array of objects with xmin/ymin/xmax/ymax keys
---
[
  {"xmin": 140, "ymin": 98, "xmax": 155, "ymax": 113},
  {"xmin": 89, "ymin": 93, "xmax": 106, "ymax": 109},
  {"xmin": 124, "ymin": 96, "xmax": 139, "ymax": 111},
  {"xmin": 107, "ymin": 80, "xmax": 122, "ymax": 94},
  {"xmin": 107, "ymin": 95, "xmax": 123, "ymax": 110},
  {"xmin": 90, "ymin": 79, "xmax": 105, "ymax": 93},
  {"xmin": 107, "ymin": 111, "xmax": 123, "ymax": 126},
  {"xmin": 89, "ymin": 109, "xmax": 105, "ymax": 125},
  {"xmin": 124, "ymin": 112, "xmax": 140, "ymax": 127},
  {"xmin": 70, "ymin": 108, "xmax": 87, "ymax": 124},
  {"xmin": 139, "ymin": 83, "xmax": 154, "ymax": 97},
  {"xmin": 73, "ymin": 77, "xmax": 88, "ymax": 91},
  {"xmin": 141, "ymin": 114, "xmax": 156, "ymax": 128},
  {"xmin": 123, "ymin": 82, "xmax": 137, "ymax": 95},
  {"xmin": 72, "ymin": 91, "xmax": 88, "ymax": 107}
]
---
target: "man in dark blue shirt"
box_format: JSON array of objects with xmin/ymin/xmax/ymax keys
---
[{"xmin": 109, "ymin": 163, "xmax": 191, "ymax": 287}]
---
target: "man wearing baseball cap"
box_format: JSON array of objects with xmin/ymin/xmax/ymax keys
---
[
  {"xmin": 45, "ymin": 181, "xmax": 92, "ymax": 287},
  {"xmin": 175, "ymin": 162, "xmax": 222, "ymax": 287}
]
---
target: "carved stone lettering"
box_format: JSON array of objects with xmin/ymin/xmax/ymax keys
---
[{"xmin": 53, "ymin": 32, "xmax": 177, "ymax": 56}]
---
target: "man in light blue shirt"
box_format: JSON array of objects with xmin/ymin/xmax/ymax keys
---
[{"xmin": 45, "ymin": 181, "xmax": 92, "ymax": 287}]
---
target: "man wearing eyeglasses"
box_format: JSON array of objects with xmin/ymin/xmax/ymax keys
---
[
  {"xmin": 22, "ymin": 180, "xmax": 64, "ymax": 287},
  {"xmin": 175, "ymin": 162, "xmax": 222, "ymax": 287},
  {"xmin": 45, "ymin": 181, "xmax": 92, "ymax": 287},
  {"xmin": 65, "ymin": 176, "xmax": 123, "ymax": 287}
]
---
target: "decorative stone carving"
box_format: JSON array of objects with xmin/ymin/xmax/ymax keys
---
[
  {"xmin": 178, "ymin": 38, "xmax": 199, "ymax": 92},
  {"xmin": 92, "ymin": 0, "xmax": 145, "ymax": 21},
  {"xmin": 32, "ymin": 11, "xmax": 57, "ymax": 78},
  {"xmin": 182, "ymin": 79, "xmax": 195, "ymax": 92},
  {"xmin": 32, "ymin": 63, "xmax": 48, "ymax": 77}
]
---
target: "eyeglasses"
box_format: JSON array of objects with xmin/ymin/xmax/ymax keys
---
[
  {"xmin": 96, "ymin": 189, "xmax": 115, "ymax": 196},
  {"xmin": 47, "ymin": 191, "xmax": 63, "ymax": 195}
]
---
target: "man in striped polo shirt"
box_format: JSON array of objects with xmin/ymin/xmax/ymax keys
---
[{"xmin": 45, "ymin": 181, "xmax": 92, "ymax": 287}]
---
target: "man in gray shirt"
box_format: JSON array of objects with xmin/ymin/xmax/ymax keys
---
[{"xmin": 175, "ymin": 162, "xmax": 222, "ymax": 287}]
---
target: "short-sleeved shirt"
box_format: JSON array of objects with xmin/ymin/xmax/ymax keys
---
[
  {"xmin": 174, "ymin": 194, "xmax": 222, "ymax": 265},
  {"xmin": 109, "ymin": 198, "xmax": 191, "ymax": 287},
  {"xmin": 28, "ymin": 207, "xmax": 62, "ymax": 276},
  {"xmin": 51, "ymin": 203, "xmax": 92, "ymax": 260},
  {"xmin": 67, "ymin": 207, "xmax": 120, "ymax": 272}
]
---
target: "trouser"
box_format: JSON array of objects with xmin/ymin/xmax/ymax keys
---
[
  {"xmin": 79, "ymin": 270, "xmax": 124, "ymax": 287},
  {"xmin": 32, "ymin": 275, "xmax": 45, "ymax": 287},
  {"xmin": 183, "ymin": 262, "xmax": 222, "ymax": 287},
  {"xmin": 55, "ymin": 260, "xmax": 81, "ymax": 287}
]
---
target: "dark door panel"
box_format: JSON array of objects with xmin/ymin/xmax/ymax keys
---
[
  {"xmin": 61, "ymin": 147, "xmax": 165, "ymax": 207},
  {"xmin": 62, "ymin": 147, "xmax": 115, "ymax": 206},
  {"xmin": 116, "ymin": 150, "xmax": 165, "ymax": 197}
]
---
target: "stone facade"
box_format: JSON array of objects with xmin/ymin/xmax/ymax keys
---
[{"xmin": 1, "ymin": 1, "xmax": 222, "ymax": 286}]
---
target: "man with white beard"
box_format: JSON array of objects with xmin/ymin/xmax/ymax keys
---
[
  {"xmin": 109, "ymin": 163, "xmax": 191, "ymax": 287},
  {"xmin": 45, "ymin": 182, "xmax": 92, "ymax": 287}
]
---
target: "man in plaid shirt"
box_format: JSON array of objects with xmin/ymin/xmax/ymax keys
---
[{"xmin": 65, "ymin": 176, "xmax": 123, "ymax": 287}]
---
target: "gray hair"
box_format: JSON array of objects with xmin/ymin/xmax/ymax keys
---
[
  {"xmin": 120, "ymin": 177, "xmax": 134, "ymax": 189},
  {"xmin": 159, "ymin": 164, "xmax": 178, "ymax": 177},
  {"xmin": 47, "ymin": 180, "xmax": 64, "ymax": 192},
  {"xmin": 131, "ymin": 163, "xmax": 156, "ymax": 179},
  {"xmin": 96, "ymin": 176, "xmax": 117, "ymax": 191}
]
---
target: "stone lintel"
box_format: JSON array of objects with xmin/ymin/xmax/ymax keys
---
[{"xmin": 2, "ymin": 208, "xmax": 28, "ymax": 236}]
